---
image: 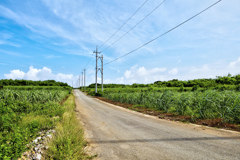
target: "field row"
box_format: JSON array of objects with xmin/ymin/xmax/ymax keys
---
[
  {"xmin": 92, "ymin": 89, "xmax": 240, "ymax": 124},
  {"xmin": 84, "ymin": 84, "xmax": 240, "ymax": 95},
  {"xmin": 2, "ymin": 85, "xmax": 72, "ymax": 90}
]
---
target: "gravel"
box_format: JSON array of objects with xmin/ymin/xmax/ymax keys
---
[{"xmin": 20, "ymin": 129, "xmax": 55, "ymax": 160}]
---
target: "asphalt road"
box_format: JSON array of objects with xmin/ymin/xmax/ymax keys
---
[{"xmin": 74, "ymin": 89, "xmax": 240, "ymax": 160}]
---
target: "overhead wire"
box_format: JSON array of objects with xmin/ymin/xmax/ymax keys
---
[
  {"xmin": 98, "ymin": 0, "xmax": 149, "ymax": 49},
  {"xmin": 104, "ymin": 0, "xmax": 222, "ymax": 65},
  {"xmin": 84, "ymin": 54, "xmax": 95, "ymax": 69},
  {"xmin": 101, "ymin": 0, "xmax": 167, "ymax": 52},
  {"xmin": 84, "ymin": 0, "xmax": 164, "ymax": 80}
]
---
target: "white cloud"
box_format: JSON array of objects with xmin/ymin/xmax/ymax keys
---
[
  {"xmin": 55, "ymin": 73, "xmax": 72, "ymax": 82},
  {"xmin": 229, "ymin": 57, "xmax": 240, "ymax": 68},
  {"xmin": 110, "ymin": 65, "xmax": 167, "ymax": 84},
  {"xmin": 4, "ymin": 69, "xmax": 25, "ymax": 79},
  {"xmin": 124, "ymin": 70, "xmax": 132, "ymax": 79},
  {"xmin": 190, "ymin": 64, "xmax": 209, "ymax": 73},
  {"xmin": 177, "ymin": 59, "xmax": 181, "ymax": 64},
  {"xmin": 4, "ymin": 66, "xmax": 73, "ymax": 85},
  {"xmin": 124, "ymin": 65, "xmax": 166, "ymax": 82},
  {"xmin": 104, "ymin": 77, "xmax": 124, "ymax": 84},
  {"xmin": 168, "ymin": 68, "xmax": 178, "ymax": 75},
  {"xmin": 104, "ymin": 61, "xmax": 240, "ymax": 84}
]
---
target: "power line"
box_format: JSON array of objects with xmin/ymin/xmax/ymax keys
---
[
  {"xmin": 85, "ymin": 59, "xmax": 96, "ymax": 71},
  {"xmin": 99, "ymin": 0, "xmax": 149, "ymax": 49},
  {"xmin": 101, "ymin": 0, "xmax": 167, "ymax": 52},
  {"xmin": 86, "ymin": 69, "xmax": 95, "ymax": 76},
  {"xmin": 84, "ymin": 54, "xmax": 95, "ymax": 69},
  {"xmin": 104, "ymin": 0, "xmax": 222, "ymax": 65}
]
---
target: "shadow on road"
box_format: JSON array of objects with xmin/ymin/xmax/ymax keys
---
[{"xmin": 92, "ymin": 136, "xmax": 240, "ymax": 144}]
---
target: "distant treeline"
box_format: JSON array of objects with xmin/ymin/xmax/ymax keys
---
[
  {"xmin": 154, "ymin": 74, "xmax": 240, "ymax": 88},
  {"xmin": 88, "ymin": 74, "xmax": 240, "ymax": 88},
  {"xmin": 0, "ymin": 79, "xmax": 70, "ymax": 87}
]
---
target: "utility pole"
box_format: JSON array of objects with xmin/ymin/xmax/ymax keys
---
[
  {"xmin": 82, "ymin": 71, "xmax": 83, "ymax": 90},
  {"xmin": 94, "ymin": 46, "xmax": 101, "ymax": 93},
  {"xmin": 84, "ymin": 68, "xmax": 86, "ymax": 91},
  {"xmin": 79, "ymin": 76, "xmax": 80, "ymax": 89},
  {"xmin": 99, "ymin": 55, "xmax": 103, "ymax": 91}
]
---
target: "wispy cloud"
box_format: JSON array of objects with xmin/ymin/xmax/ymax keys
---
[
  {"xmin": 0, "ymin": 49, "xmax": 23, "ymax": 56},
  {"xmin": 45, "ymin": 55, "xmax": 62, "ymax": 59},
  {"xmin": 0, "ymin": 40, "xmax": 20, "ymax": 47},
  {"xmin": 0, "ymin": 63, "xmax": 7, "ymax": 66}
]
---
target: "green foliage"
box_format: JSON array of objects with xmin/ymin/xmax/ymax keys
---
[
  {"xmin": 104, "ymin": 90, "xmax": 240, "ymax": 124},
  {"xmin": 236, "ymin": 84, "xmax": 240, "ymax": 91},
  {"xmin": 4, "ymin": 86, "xmax": 72, "ymax": 90},
  {"xmin": 85, "ymin": 74, "xmax": 240, "ymax": 94},
  {"xmin": 179, "ymin": 85, "xmax": 184, "ymax": 92},
  {"xmin": 95, "ymin": 90, "xmax": 103, "ymax": 97},
  {"xmin": 154, "ymin": 74, "xmax": 240, "ymax": 87},
  {"xmin": 86, "ymin": 90, "xmax": 104, "ymax": 97},
  {"xmin": 0, "ymin": 79, "xmax": 70, "ymax": 87},
  {"xmin": 0, "ymin": 88, "xmax": 69, "ymax": 159},
  {"xmin": 159, "ymin": 91, "xmax": 176, "ymax": 112},
  {"xmin": 88, "ymin": 83, "xmax": 101, "ymax": 88},
  {"xmin": 191, "ymin": 85, "xmax": 199, "ymax": 91}
]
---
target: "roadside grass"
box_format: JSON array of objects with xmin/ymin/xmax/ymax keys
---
[{"xmin": 44, "ymin": 94, "xmax": 92, "ymax": 160}]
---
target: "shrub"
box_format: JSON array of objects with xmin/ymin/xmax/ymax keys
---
[
  {"xmin": 179, "ymin": 85, "xmax": 184, "ymax": 92},
  {"xmin": 191, "ymin": 85, "xmax": 199, "ymax": 91},
  {"xmin": 95, "ymin": 91, "xmax": 103, "ymax": 97},
  {"xmin": 236, "ymin": 84, "xmax": 240, "ymax": 91}
]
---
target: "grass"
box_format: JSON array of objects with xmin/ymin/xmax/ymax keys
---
[{"xmin": 44, "ymin": 94, "xmax": 93, "ymax": 160}]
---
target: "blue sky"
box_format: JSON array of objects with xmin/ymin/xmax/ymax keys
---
[{"xmin": 0, "ymin": 0, "xmax": 240, "ymax": 87}]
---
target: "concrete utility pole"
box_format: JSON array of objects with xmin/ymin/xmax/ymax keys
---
[
  {"xmin": 84, "ymin": 68, "xmax": 86, "ymax": 91},
  {"xmin": 99, "ymin": 55, "xmax": 103, "ymax": 91},
  {"xmin": 82, "ymin": 71, "xmax": 83, "ymax": 90},
  {"xmin": 79, "ymin": 76, "xmax": 80, "ymax": 88},
  {"xmin": 94, "ymin": 46, "xmax": 101, "ymax": 93}
]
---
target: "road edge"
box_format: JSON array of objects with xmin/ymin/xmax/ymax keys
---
[{"xmin": 93, "ymin": 95, "xmax": 240, "ymax": 136}]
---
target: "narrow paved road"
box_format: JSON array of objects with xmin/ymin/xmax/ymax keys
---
[{"xmin": 74, "ymin": 89, "xmax": 240, "ymax": 160}]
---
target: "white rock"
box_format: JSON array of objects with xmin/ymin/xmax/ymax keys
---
[
  {"xmin": 47, "ymin": 134, "xmax": 52, "ymax": 138},
  {"xmin": 33, "ymin": 137, "xmax": 42, "ymax": 143},
  {"xmin": 35, "ymin": 153, "xmax": 42, "ymax": 160}
]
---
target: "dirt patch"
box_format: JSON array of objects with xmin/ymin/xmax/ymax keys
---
[{"xmin": 96, "ymin": 97, "xmax": 240, "ymax": 132}]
